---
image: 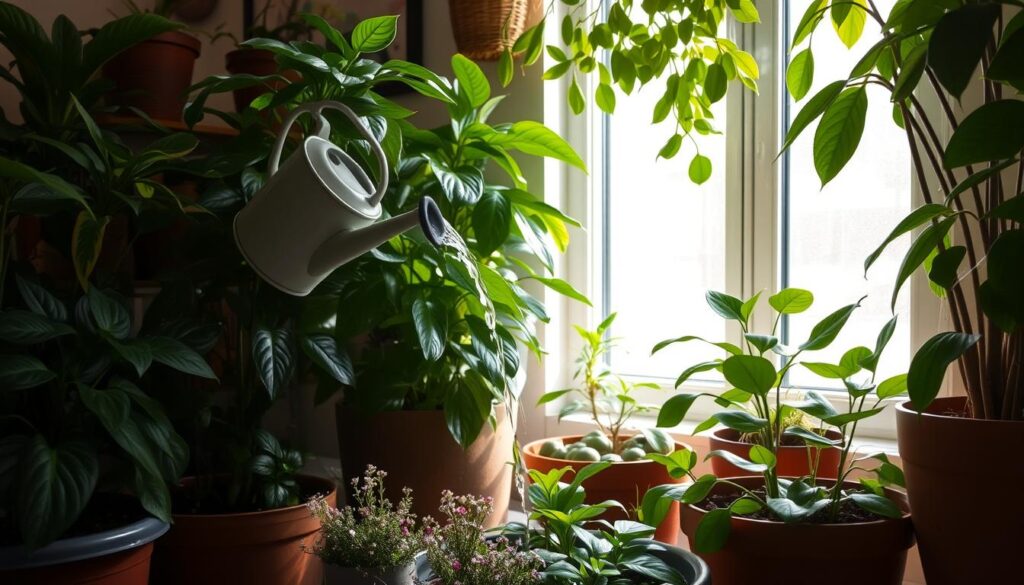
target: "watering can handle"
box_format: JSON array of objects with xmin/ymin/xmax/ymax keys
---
[{"xmin": 267, "ymin": 100, "xmax": 389, "ymax": 207}]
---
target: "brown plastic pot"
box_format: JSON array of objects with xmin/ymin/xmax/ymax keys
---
[
  {"xmin": 709, "ymin": 428, "xmax": 842, "ymax": 479},
  {"xmin": 336, "ymin": 403, "xmax": 514, "ymax": 529},
  {"xmin": 680, "ymin": 476, "xmax": 914, "ymax": 585},
  {"xmin": 151, "ymin": 474, "xmax": 336, "ymax": 585},
  {"xmin": 225, "ymin": 48, "xmax": 300, "ymax": 113},
  {"xmin": 103, "ymin": 31, "xmax": 201, "ymax": 121},
  {"xmin": 521, "ymin": 435, "xmax": 692, "ymax": 545},
  {"xmin": 896, "ymin": 396, "xmax": 1024, "ymax": 584}
]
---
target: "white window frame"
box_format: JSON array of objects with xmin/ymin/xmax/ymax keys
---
[{"xmin": 539, "ymin": 0, "xmax": 954, "ymax": 444}]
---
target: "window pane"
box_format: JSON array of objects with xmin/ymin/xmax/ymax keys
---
[
  {"xmin": 784, "ymin": 0, "xmax": 911, "ymax": 388},
  {"xmin": 605, "ymin": 80, "xmax": 728, "ymax": 380}
]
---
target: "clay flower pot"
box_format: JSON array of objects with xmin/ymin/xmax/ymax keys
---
[
  {"xmin": 224, "ymin": 48, "xmax": 299, "ymax": 113},
  {"xmin": 103, "ymin": 31, "xmax": 201, "ymax": 121},
  {"xmin": 0, "ymin": 514, "xmax": 167, "ymax": 585},
  {"xmin": 151, "ymin": 475, "xmax": 336, "ymax": 585},
  {"xmin": 680, "ymin": 476, "xmax": 914, "ymax": 585},
  {"xmin": 897, "ymin": 396, "xmax": 1024, "ymax": 584},
  {"xmin": 336, "ymin": 403, "xmax": 514, "ymax": 529},
  {"xmin": 521, "ymin": 435, "xmax": 692, "ymax": 545},
  {"xmin": 709, "ymin": 428, "xmax": 842, "ymax": 479}
]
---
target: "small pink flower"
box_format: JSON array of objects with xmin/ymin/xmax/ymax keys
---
[{"xmin": 452, "ymin": 560, "xmax": 462, "ymax": 571}]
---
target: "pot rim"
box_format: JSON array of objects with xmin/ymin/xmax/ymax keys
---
[
  {"xmin": 143, "ymin": 30, "xmax": 202, "ymax": 54},
  {"xmin": 171, "ymin": 473, "xmax": 336, "ymax": 520},
  {"xmin": 523, "ymin": 434, "xmax": 694, "ymax": 465},
  {"xmin": 682, "ymin": 475, "xmax": 912, "ymax": 527},
  {"xmin": 895, "ymin": 396, "xmax": 1024, "ymax": 425},
  {"xmin": 0, "ymin": 516, "xmax": 168, "ymax": 570},
  {"xmin": 710, "ymin": 427, "xmax": 844, "ymax": 448}
]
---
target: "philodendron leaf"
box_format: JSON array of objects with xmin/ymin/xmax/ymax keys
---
[
  {"xmin": 351, "ymin": 15, "xmax": 398, "ymax": 53},
  {"xmin": 784, "ymin": 426, "xmax": 842, "ymax": 447},
  {"xmin": 929, "ymin": 4, "xmax": 1000, "ymax": 100},
  {"xmin": 452, "ymin": 53, "xmax": 490, "ymax": 108},
  {"xmin": 300, "ymin": 334, "xmax": 354, "ymax": 386},
  {"xmin": 944, "ymin": 100, "xmax": 1024, "ymax": 168},
  {"xmin": 252, "ymin": 328, "xmax": 294, "ymax": 398},
  {"xmin": 813, "ymin": 86, "xmax": 868, "ymax": 186},
  {"xmin": 711, "ymin": 411, "xmax": 769, "ymax": 433},
  {"xmin": 907, "ymin": 332, "xmax": 981, "ymax": 411},
  {"xmin": 444, "ymin": 370, "xmax": 492, "ymax": 449},
  {"xmin": 782, "ymin": 80, "xmax": 846, "ymax": 153},
  {"xmin": 72, "ymin": 212, "xmax": 109, "ymax": 291},
  {"xmin": 0, "ymin": 310, "xmax": 75, "ymax": 344},
  {"xmin": 472, "ymin": 190, "xmax": 511, "ymax": 255},
  {"xmin": 0, "ymin": 355, "xmax": 56, "ymax": 391},
  {"xmin": 722, "ymin": 355, "xmax": 777, "ymax": 395},
  {"xmin": 706, "ymin": 449, "xmax": 768, "ymax": 473},
  {"xmin": 17, "ymin": 435, "xmax": 97, "ymax": 548},
  {"xmin": 891, "ymin": 216, "xmax": 958, "ymax": 310},
  {"xmin": 658, "ymin": 393, "xmax": 711, "ymax": 426},
  {"xmin": 768, "ymin": 288, "xmax": 814, "ymax": 314},
  {"xmin": 706, "ymin": 290, "xmax": 746, "ymax": 322},
  {"xmin": 694, "ymin": 508, "xmax": 732, "ymax": 553},
  {"xmin": 800, "ymin": 300, "xmax": 861, "ymax": 351},
  {"xmin": 849, "ymin": 492, "xmax": 902, "ymax": 518},
  {"xmin": 148, "ymin": 336, "xmax": 216, "ymax": 380},
  {"xmin": 15, "ymin": 275, "xmax": 68, "ymax": 322},
  {"xmin": 87, "ymin": 287, "xmax": 131, "ymax": 340},
  {"xmin": 412, "ymin": 297, "xmax": 447, "ymax": 361}
]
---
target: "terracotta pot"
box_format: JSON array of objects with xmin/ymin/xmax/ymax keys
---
[
  {"xmin": 336, "ymin": 403, "xmax": 514, "ymax": 529},
  {"xmin": 0, "ymin": 517, "xmax": 167, "ymax": 585},
  {"xmin": 103, "ymin": 31, "xmax": 201, "ymax": 121},
  {"xmin": 680, "ymin": 476, "xmax": 914, "ymax": 585},
  {"xmin": 151, "ymin": 474, "xmax": 336, "ymax": 585},
  {"xmin": 897, "ymin": 396, "xmax": 1024, "ymax": 584},
  {"xmin": 324, "ymin": 561, "xmax": 416, "ymax": 585},
  {"xmin": 709, "ymin": 428, "xmax": 842, "ymax": 479},
  {"xmin": 225, "ymin": 48, "xmax": 299, "ymax": 113},
  {"xmin": 521, "ymin": 435, "xmax": 692, "ymax": 545}
]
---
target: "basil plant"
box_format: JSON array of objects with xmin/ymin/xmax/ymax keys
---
[{"xmin": 641, "ymin": 289, "xmax": 907, "ymax": 552}]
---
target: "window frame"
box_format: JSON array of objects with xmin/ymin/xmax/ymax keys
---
[{"xmin": 543, "ymin": 0, "xmax": 951, "ymax": 443}]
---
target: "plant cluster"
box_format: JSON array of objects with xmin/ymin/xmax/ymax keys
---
[
  {"xmin": 512, "ymin": 0, "xmax": 760, "ymax": 184},
  {"xmin": 641, "ymin": 288, "xmax": 907, "ymax": 551},
  {"xmin": 506, "ymin": 463, "xmax": 686, "ymax": 585},
  {"xmin": 306, "ymin": 466, "xmax": 422, "ymax": 570},
  {"xmin": 423, "ymin": 491, "xmax": 543, "ymax": 585},
  {"xmin": 782, "ymin": 1, "xmax": 1024, "ymax": 419}
]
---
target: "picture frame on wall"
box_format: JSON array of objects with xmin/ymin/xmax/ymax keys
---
[{"xmin": 242, "ymin": 0, "xmax": 423, "ymax": 95}]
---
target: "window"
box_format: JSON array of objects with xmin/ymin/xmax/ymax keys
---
[{"xmin": 589, "ymin": 0, "xmax": 919, "ymax": 401}]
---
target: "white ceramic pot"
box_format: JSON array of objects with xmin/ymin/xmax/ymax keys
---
[{"xmin": 324, "ymin": 561, "xmax": 417, "ymax": 585}]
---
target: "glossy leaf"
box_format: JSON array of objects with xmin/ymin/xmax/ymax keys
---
[
  {"xmin": 688, "ymin": 154, "xmax": 712, "ymax": 185},
  {"xmin": 351, "ymin": 15, "xmax": 399, "ymax": 53},
  {"xmin": 472, "ymin": 190, "xmax": 511, "ymax": 255},
  {"xmin": 252, "ymin": 328, "xmax": 293, "ymax": 398},
  {"xmin": 943, "ymin": 100, "xmax": 1024, "ymax": 168},
  {"xmin": 0, "ymin": 354, "xmax": 56, "ymax": 390},
  {"xmin": 813, "ymin": 86, "xmax": 868, "ymax": 186},
  {"xmin": 907, "ymin": 332, "xmax": 981, "ymax": 411},
  {"xmin": 148, "ymin": 336, "xmax": 216, "ymax": 380},
  {"xmin": 412, "ymin": 297, "xmax": 447, "ymax": 361},
  {"xmin": 694, "ymin": 508, "xmax": 732, "ymax": 553},
  {"xmin": 16, "ymin": 435, "xmax": 97, "ymax": 548},
  {"xmin": 0, "ymin": 310, "xmax": 74, "ymax": 344},
  {"xmin": 769, "ymin": 288, "xmax": 814, "ymax": 314},
  {"xmin": 929, "ymin": 4, "xmax": 999, "ymax": 99},
  {"xmin": 800, "ymin": 300, "xmax": 860, "ymax": 350},
  {"xmin": 722, "ymin": 355, "xmax": 776, "ymax": 395},
  {"xmin": 452, "ymin": 53, "xmax": 490, "ymax": 108},
  {"xmin": 301, "ymin": 334, "xmax": 354, "ymax": 386},
  {"xmin": 786, "ymin": 49, "xmax": 814, "ymax": 100},
  {"xmin": 891, "ymin": 216, "xmax": 957, "ymax": 310},
  {"xmin": 781, "ymin": 80, "xmax": 846, "ymax": 152},
  {"xmin": 865, "ymin": 204, "xmax": 952, "ymax": 274}
]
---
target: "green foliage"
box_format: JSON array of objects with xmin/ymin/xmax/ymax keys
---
[
  {"xmin": 651, "ymin": 289, "xmax": 906, "ymax": 551},
  {"xmin": 517, "ymin": 0, "xmax": 759, "ymax": 181}
]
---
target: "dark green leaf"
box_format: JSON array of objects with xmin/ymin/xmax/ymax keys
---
[
  {"xmin": 16, "ymin": 435, "xmax": 97, "ymax": 548},
  {"xmin": 944, "ymin": 101, "xmax": 1024, "ymax": 168},
  {"xmin": 412, "ymin": 297, "xmax": 447, "ymax": 361},
  {"xmin": 472, "ymin": 190, "xmax": 512, "ymax": 255},
  {"xmin": 705, "ymin": 63, "xmax": 727, "ymax": 103},
  {"xmin": 928, "ymin": 245, "xmax": 966, "ymax": 289},
  {"xmin": 800, "ymin": 300, "xmax": 861, "ymax": 350},
  {"xmin": 907, "ymin": 332, "xmax": 981, "ymax": 411},
  {"xmin": 929, "ymin": 4, "xmax": 999, "ymax": 99},
  {"xmin": 15, "ymin": 275, "xmax": 67, "ymax": 322},
  {"xmin": 722, "ymin": 355, "xmax": 776, "ymax": 395},
  {"xmin": 892, "ymin": 42, "xmax": 927, "ymax": 102},
  {"xmin": 706, "ymin": 290, "xmax": 745, "ymax": 322},
  {"xmin": 850, "ymin": 492, "xmax": 902, "ymax": 518},
  {"xmin": 88, "ymin": 287, "xmax": 130, "ymax": 340},
  {"xmin": 865, "ymin": 204, "xmax": 952, "ymax": 274},
  {"xmin": 444, "ymin": 370, "xmax": 492, "ymax": 449},
  {"xmin": 712, "ymin": 411, "xmax": 768, "ymax": 433},
  {"xmin": 813, "ymin": 86, "xmax": 868, "ymax": 185},
  {"xmin": 301, "ymin": 334, "xmax": 354, "ymax": 386},
  {"xmin": 694, "ymin": 508, "xmax": 732, "ymax": 553},
  {"xmin": 71, "ymin": 213, "xmax": 109, "ymax": 291},
  {"xmin": 674, "ymin": 361, "xmax": 720, "ymax": 388},
  {"xmin": 823, "ymin": 407, "xmax": 885, "ymax": 427},
  {"xmin": 891, "ymin": 216, "xmax": 957, "ymax": 310},
  {"xmin": 782, "ymin": 80, "xmax": 846, "ymax": 153},
  {"xmin": 0, "ymin": 310, "xmax": 74, "ymax": 344},
  {"xmin": 0, "ymin": 354, "xmax": 56, "ymax": 390},
  {"xmin": 148, "ymin": 336, "xmax": 216, "ymax": 380}
]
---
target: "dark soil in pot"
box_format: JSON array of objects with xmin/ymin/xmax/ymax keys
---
[
  {"xmin": 897, "ymin": 396, "xmax": 1024, "ymax": 585},
  {"xmin": 710, "ymin": 427, "xmax": 842, "ymax": 479},
  {"xmin": 103, "ymin": 31, "xmax": 201, "ymax": 121},
  {"xmin": 680, "ymin": 476, "xmax": 914, "ymax": 585}
]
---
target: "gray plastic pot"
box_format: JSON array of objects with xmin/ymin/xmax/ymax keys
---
[
  {"xmin": 0, "ymin": 516, "xmax": 168, "ymax": 583},
  {"xmin": 414, "ymin": 541, "xmax": 710, "ymax": 585},
  {"xmin": 325, "ymin": 561, "xmax": 416, "ymax": 585}
]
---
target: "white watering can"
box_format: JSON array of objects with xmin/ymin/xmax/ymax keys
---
[{"xmin": 234, "ymin": 100, "xmax": 447, "ymax": 296}]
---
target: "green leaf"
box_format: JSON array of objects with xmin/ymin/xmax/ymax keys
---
[
  {"xmin": 748, "ymin": 444, "xmax": 776, "ymax": 469},
  {"xmin": 568, "ymin": 76, "xmax": 585, "ymax": 115},
  {"xmin": 876, "ymin": 374, "xmax": 908, "ymax": 399},
  {"xmin": 451, "ymin": 53, "xmax": 490, "ymax": 108},
  {"xmin": 792, "ymin": 0, "xmax": 827, "ymax": 47},
  {"xmin": 813, "ymin": 86, "xmax": 868, "ymax": 186},
  {"xmin": 688, "ymin": 154, "xmax": 712, "ymax": 184},
  {"xmin": 433, "ymin": 162, "xmax": 483, "ymax": 205},
  {"xmin": 0, "ymin": 310, "xmax": 74, "ymax": 344},
  {"xmin": 0, "ymin": 157, "xmax": 91, "ymax": 213},
  {"xmin": 15, "ymin": 275, "xmax": 67, "ymax": 322},
  {"xmin": 865, "ymin": 204, "xmax": 953, "ymax": 274},
  {"xmin": 929, "ymin": 4, "xmax": 999, "ymax": 99},
  {"xmin": 71, "ymin": 212, "xmax": 109, "ymax": 292},
  {"xmin": 658, "ymin": 134, "xmax": 683, "ymax": 160},
  {"xmin": 744, "ymin": 334, "xmax": 778, "ymax": 354},
  {"xmin": 499, "ymin": 49, "xmax": 514, "ymax": 87},
  {"xmin": 729, "ymin": 0, "xmax": 761, "ymax": 24},
  {"xmin": 790, "ymin": 390, "xmax": 839, "ymax": 420},
  {"xmin": 891, "ymin": 216, "xmax": 957, "ymax": 310},
  {"xmin": 87, "ymin": 287, "xmax": 130, "ymax": 340},
  {"xmin": 16, "ymin": 435, "xmax": 97, "ymax": 548},
  {"xmin": 251, "ymin": 328, "xmax": 293, "ymax": 399},
  {"xmin": 947, "ymin": 160, "xmax": 1018, "ymax": 206},
  {"xmin": 652, "ymin": 335, "xmax": 743, "ymax": 356},
  {"xmin": 412, "ymin": 297, "xmax": 447, "ymax": 361},
  {"xmin": 850, "ymin": 493, "xmax": 902, "ymax": 518},
  {"xmin": 694, "ymin": 508, "xmax": 732, "ymax": 553},
  {"xmin": 351, "ymin": 15, "xmax": 399, "ymax": 53},
  {"xmin": 301, "ymin": 335, "xmax": 353, "ymax": 386},
  {"xmin": 537, "ymin": 388, "xmax": 573, "ymax": 405},
  {"xmin": 706, "ymin": 290, "xmax": 746, "ymax": 322},
  {"xmin": 595, "ymin": 82, "xmax": 616, "ymax": 114},
  {"xmin": 928, "ymin": 245, "xmax": 966, "ymax": 289},
  {"xmin": 658, "ymin": 393, "xmax": 708, "ymax": 427},
  {"xmin": 674, "ymin": 361, "xmax": 720, "ymax": 388},
  {"xmin": 109, "ymin": 338, "xmax": 153, "ymax": 377},
  {"xmin": 768, "ymin": 288, "xmax": 814, "ymax": 314},
  {"xmin": 490, "ymin": 121, "xmax": 586, "ymax": 171},
  {"xmin": 526, "ymin": 276, "xmax": 591, "ymax": 306},
  {"xmin": 784, "ymin": 426, "xmax": 842, "ymax": 447},
  {"xmin": 823, "ymin": 407, "xmax": 885, "ymax": 427},
  {"xmin": 892, "ymin": 42, "xmax": 928, "ymax": 102},
  {"xmin": 989, "ymin": 26, "xmax": 1024, "ymax": 85},
  {"xmin": 472, "ymin": 190, "xmax": 512, "ymax": 255},
  {"xmin": 800, "ymin": 300, "xmax": 861, "ymax": 350},
  {"xmin": 445, "ymin": 370, "xmax": 492, "ymax": 449},
  {"xmin": 722, "ymin": 355, "xmax": 777, "ymax": 395},
  {"xmin": 704, "ymin": 62, "xmax": 727, "ymax": 103},
  {"xmin": 943, "ymin": 100, "xmax": 1024, "ymax": 169},
  {"xmin": 802, "ymin": 361, "xmax": 851, "ymax": 379},
  {"xmin": 832, "ymin": 0, "xmax": 867, "ymax": 48},
  {"xmin": 148, "ymin": 336, "xmax": 216, "ymax": 380},
  {"xmin": 712, "ymin": 411, "xmax": 769, "ymax": 433},
  {"xmin": 0, "ymin": 354, "xmax": 56, "ymax": 390},
  {"xmin": 781, "ymin": 80, "xmax": 846, "ymax": 152},
  {"xmin": 786, "ymin": 49, "xmax": 814, "ymax": 101},
  {"xmin": 907, "ymin": 332, "xmax": 981, "ymax": 411}
]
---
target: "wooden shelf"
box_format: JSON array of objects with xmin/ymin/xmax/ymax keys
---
[{"xmin": 95, "ymin": 114, "xmax": 238, "ymax": 138}]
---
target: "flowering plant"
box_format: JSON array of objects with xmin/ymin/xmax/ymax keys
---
[
  {"xmin": 306, "ymin": 466, "xmax": 422, "ymax": 569},
  {"xmin": 423, "ymin": 491, "xmax": 542, "ymax": 585}
]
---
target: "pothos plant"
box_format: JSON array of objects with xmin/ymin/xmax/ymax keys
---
[
  {"xmin": 641, "ymin": 289, "xmax": 907, "ymax": 551},
  {"xmin": 782, "ymin": 0, "xmax": 1024, "ymax": 420},
  {"xmin": 508, "ymin": 0, "xmax": 760, "ymax": 184}
]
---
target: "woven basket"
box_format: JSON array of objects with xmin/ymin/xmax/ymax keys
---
[{"xmin": 449, "ymin": 0, "xmax": 530, "ymax": 61}]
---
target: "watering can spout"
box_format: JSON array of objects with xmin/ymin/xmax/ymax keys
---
[{"xmin": 308, "ymin": 196, "xmax": 446, "ymax": 278}]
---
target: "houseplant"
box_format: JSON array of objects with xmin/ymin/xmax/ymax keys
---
[
  {"xmin": 103, "ymin": 1, "xmax": 203, "ymax": 121},
  {"xmin": 782, "ymin": 2, "xmax": 1024, "ymax": 581},
  {"xmin": 511, "ymin": 0, "xmax": 760, "ymax": 184},
  {"xmin": 305, "ymin": 466, "xmax": 423, "ymax": 585},
  {"xmin": 648, "ymin": 289, "xmax": 913, "ymax": 584},
  {"xmin": 524, "ymin": 313, "xmax": 689, "ymax": 543}
]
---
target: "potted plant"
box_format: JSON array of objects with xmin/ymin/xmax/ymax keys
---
[
  {"xmin": 102, "ymin": 1, "xmax": 203, "ymax": 121},
  {"xmin": 647, "ymin": 289, "xmax": 914, "ymax": 585},
  {"xmin": 305, "ymin": 466, "xmax": 423, "ymax": 585},
  {"xmin": 781, "ymin": 2, "xmax": 1024, "ymax": 582},
  {"xmin": 523, "ymin": 313, "xmax": 689, "ymax": 544}
]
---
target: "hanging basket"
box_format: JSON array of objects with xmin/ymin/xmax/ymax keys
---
[{"xmin": 449, "ymin": 0, "xmax": 530, "ymax": 61}]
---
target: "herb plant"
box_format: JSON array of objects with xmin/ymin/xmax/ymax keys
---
[
  {"xmin": 782, "ymin": 1, "xmax": 1024, "ymax": 419},
  {"xmin": 305, "ymin": 466, "xmax": 422, "ymax": 570},
  {"xmin": 511, "ymin": 0, "xmax": 761, "ymax": 184},
  {"xmin": 644, "ymin": 289, "xmax": 908, "ymax": 551}
]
